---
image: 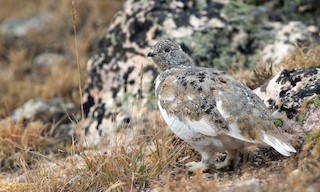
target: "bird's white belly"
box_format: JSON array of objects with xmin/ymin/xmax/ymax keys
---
[
  {"xmin": 157, "ymin": 101, "xmax": 198, "ymax": 141},
  {"xmin": 158, "ymin": 101, "xmax": 228, "ymax": 152}
]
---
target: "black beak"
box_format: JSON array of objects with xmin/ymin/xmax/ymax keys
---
[{"xmin": 147, "ymin": 52, "xmax": 156, "ymax": 57}]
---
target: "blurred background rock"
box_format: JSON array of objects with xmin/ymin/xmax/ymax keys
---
[{"xmin": 0, "ymin": 0, "xmax": 124, "ymax": 119}]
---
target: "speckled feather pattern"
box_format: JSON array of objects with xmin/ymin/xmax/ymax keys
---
[
  {"xmin": 149, "ymin": 40, "xmax": 296, "ymax": 171},
  {"xmin": 156, "ymin": 66, "xmax": 283, "ymax": 141}
]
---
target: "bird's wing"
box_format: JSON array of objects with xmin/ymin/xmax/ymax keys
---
[
  {"xmin": 156, "ymin": 68, "xmax": 229, "ymax": 137},
  {"xmin": 210, "ymin": 73, "xmax": 296, "ymax": 155},
  {"xmin": 151, "ymin": 38, "xmax": 296, "ymax": 155},
  {"xmin": 156, "ymin": 67, "xmax": 295, "ymax": 156}
]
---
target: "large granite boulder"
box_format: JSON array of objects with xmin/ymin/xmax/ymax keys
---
[
  {"xmin": 82, "ymin": 0, "xmax": 319, "ymax": 145},
  {"xmin": 254, "ymin": 66, "xmax": 320, "ymax": 145}
]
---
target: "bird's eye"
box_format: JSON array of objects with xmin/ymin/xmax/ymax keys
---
[{"xmin": 164, "ymin": 48, "xmax": 170, "ymax": 53}]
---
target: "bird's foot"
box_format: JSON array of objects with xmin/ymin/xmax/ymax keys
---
[
  {"xmin": 214, "ymin": 160, "xmax": 231, "ymax": 169},
  {"xmin": 185, "ymin": 161, "xmax": 208, "ymax": 172},
  {"xmin": 215, "ymin": 152, "xmax": 240, "ymax": 169}
]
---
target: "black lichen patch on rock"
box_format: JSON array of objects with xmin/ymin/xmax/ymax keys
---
[
  {"xmin": 275, "ymin": 67, "xmax": 320, "ymax": 119},
  {"xmin": 129, "ymin": 20, "xmax": 152, "ymax": 48}
]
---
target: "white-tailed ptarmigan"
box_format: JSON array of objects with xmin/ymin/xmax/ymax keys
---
[{"xmin": 147, "ymin": 39, "xmax": 296, "ymax": 172}]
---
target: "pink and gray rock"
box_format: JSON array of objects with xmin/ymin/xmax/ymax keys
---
[
  {"xmin": 254, "ymin": 66, "xmax": 320, "ymax": 142},
  {"xmin": 81, "ymin": 0, "xmax": 319, "ymax": 145}
]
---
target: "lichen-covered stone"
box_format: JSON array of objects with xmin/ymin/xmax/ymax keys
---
[
  {"xmin": 12, "ymin": 98, "xmax": 76, "ymax": 123},
  {"xmin": 82, "ymin": 0, "xmax": 319, "ymax": 145},
  {"xmin": 7, "ymin": 98, "xmax": 77, "ymax": 146},
  {"xmin": 254, "ymin": 66, "xmax": 320, "ymax": 139}
]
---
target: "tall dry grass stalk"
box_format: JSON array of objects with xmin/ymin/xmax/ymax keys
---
[{"xmin": 72, "ymin": 0, "xmax": 85, "ymax": 131}]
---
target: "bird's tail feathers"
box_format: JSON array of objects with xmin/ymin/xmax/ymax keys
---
[{"xmin": 261, "ymin": 131, "xmax": 296, "ymax": 156}]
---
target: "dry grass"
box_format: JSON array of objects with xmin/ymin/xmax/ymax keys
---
[
  {"xmin": 0, "ymin": 182, "xmax": 32, "ymax": 192},
  {"xmin": 245, "ymin": 64, "xmax": 273, "ymax": 89},
  {"xmin": 24, "ymin": 128, "xmax": 188, "ymax": 191},
  {"xmin": 280, "ymin": 44, "xmax": 320, "ymax": 70},
  {"xmin": 0, "ymin": 120, "xmax": 53, "ymax": 171},
  {"xmin": 163, "ymin": 170, "xmax": 217, "ymax": 192},
  {"xmin": 228, "ymin": 60, "xmax": 274, "ymax": 89}
]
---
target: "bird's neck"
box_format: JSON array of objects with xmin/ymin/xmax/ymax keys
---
[{"xmin": 168, "ymin": 54, "xmax": 195, "ymax": 70}]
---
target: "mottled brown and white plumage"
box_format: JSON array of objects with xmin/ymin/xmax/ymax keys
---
[{"xmin": 147, "ymin": 40, "xmax": 296, "ymax": 172}]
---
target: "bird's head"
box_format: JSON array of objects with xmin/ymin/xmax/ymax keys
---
[{"xmin": 147, "ymin": 39, "xmax": 194, "ymax": 71}]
